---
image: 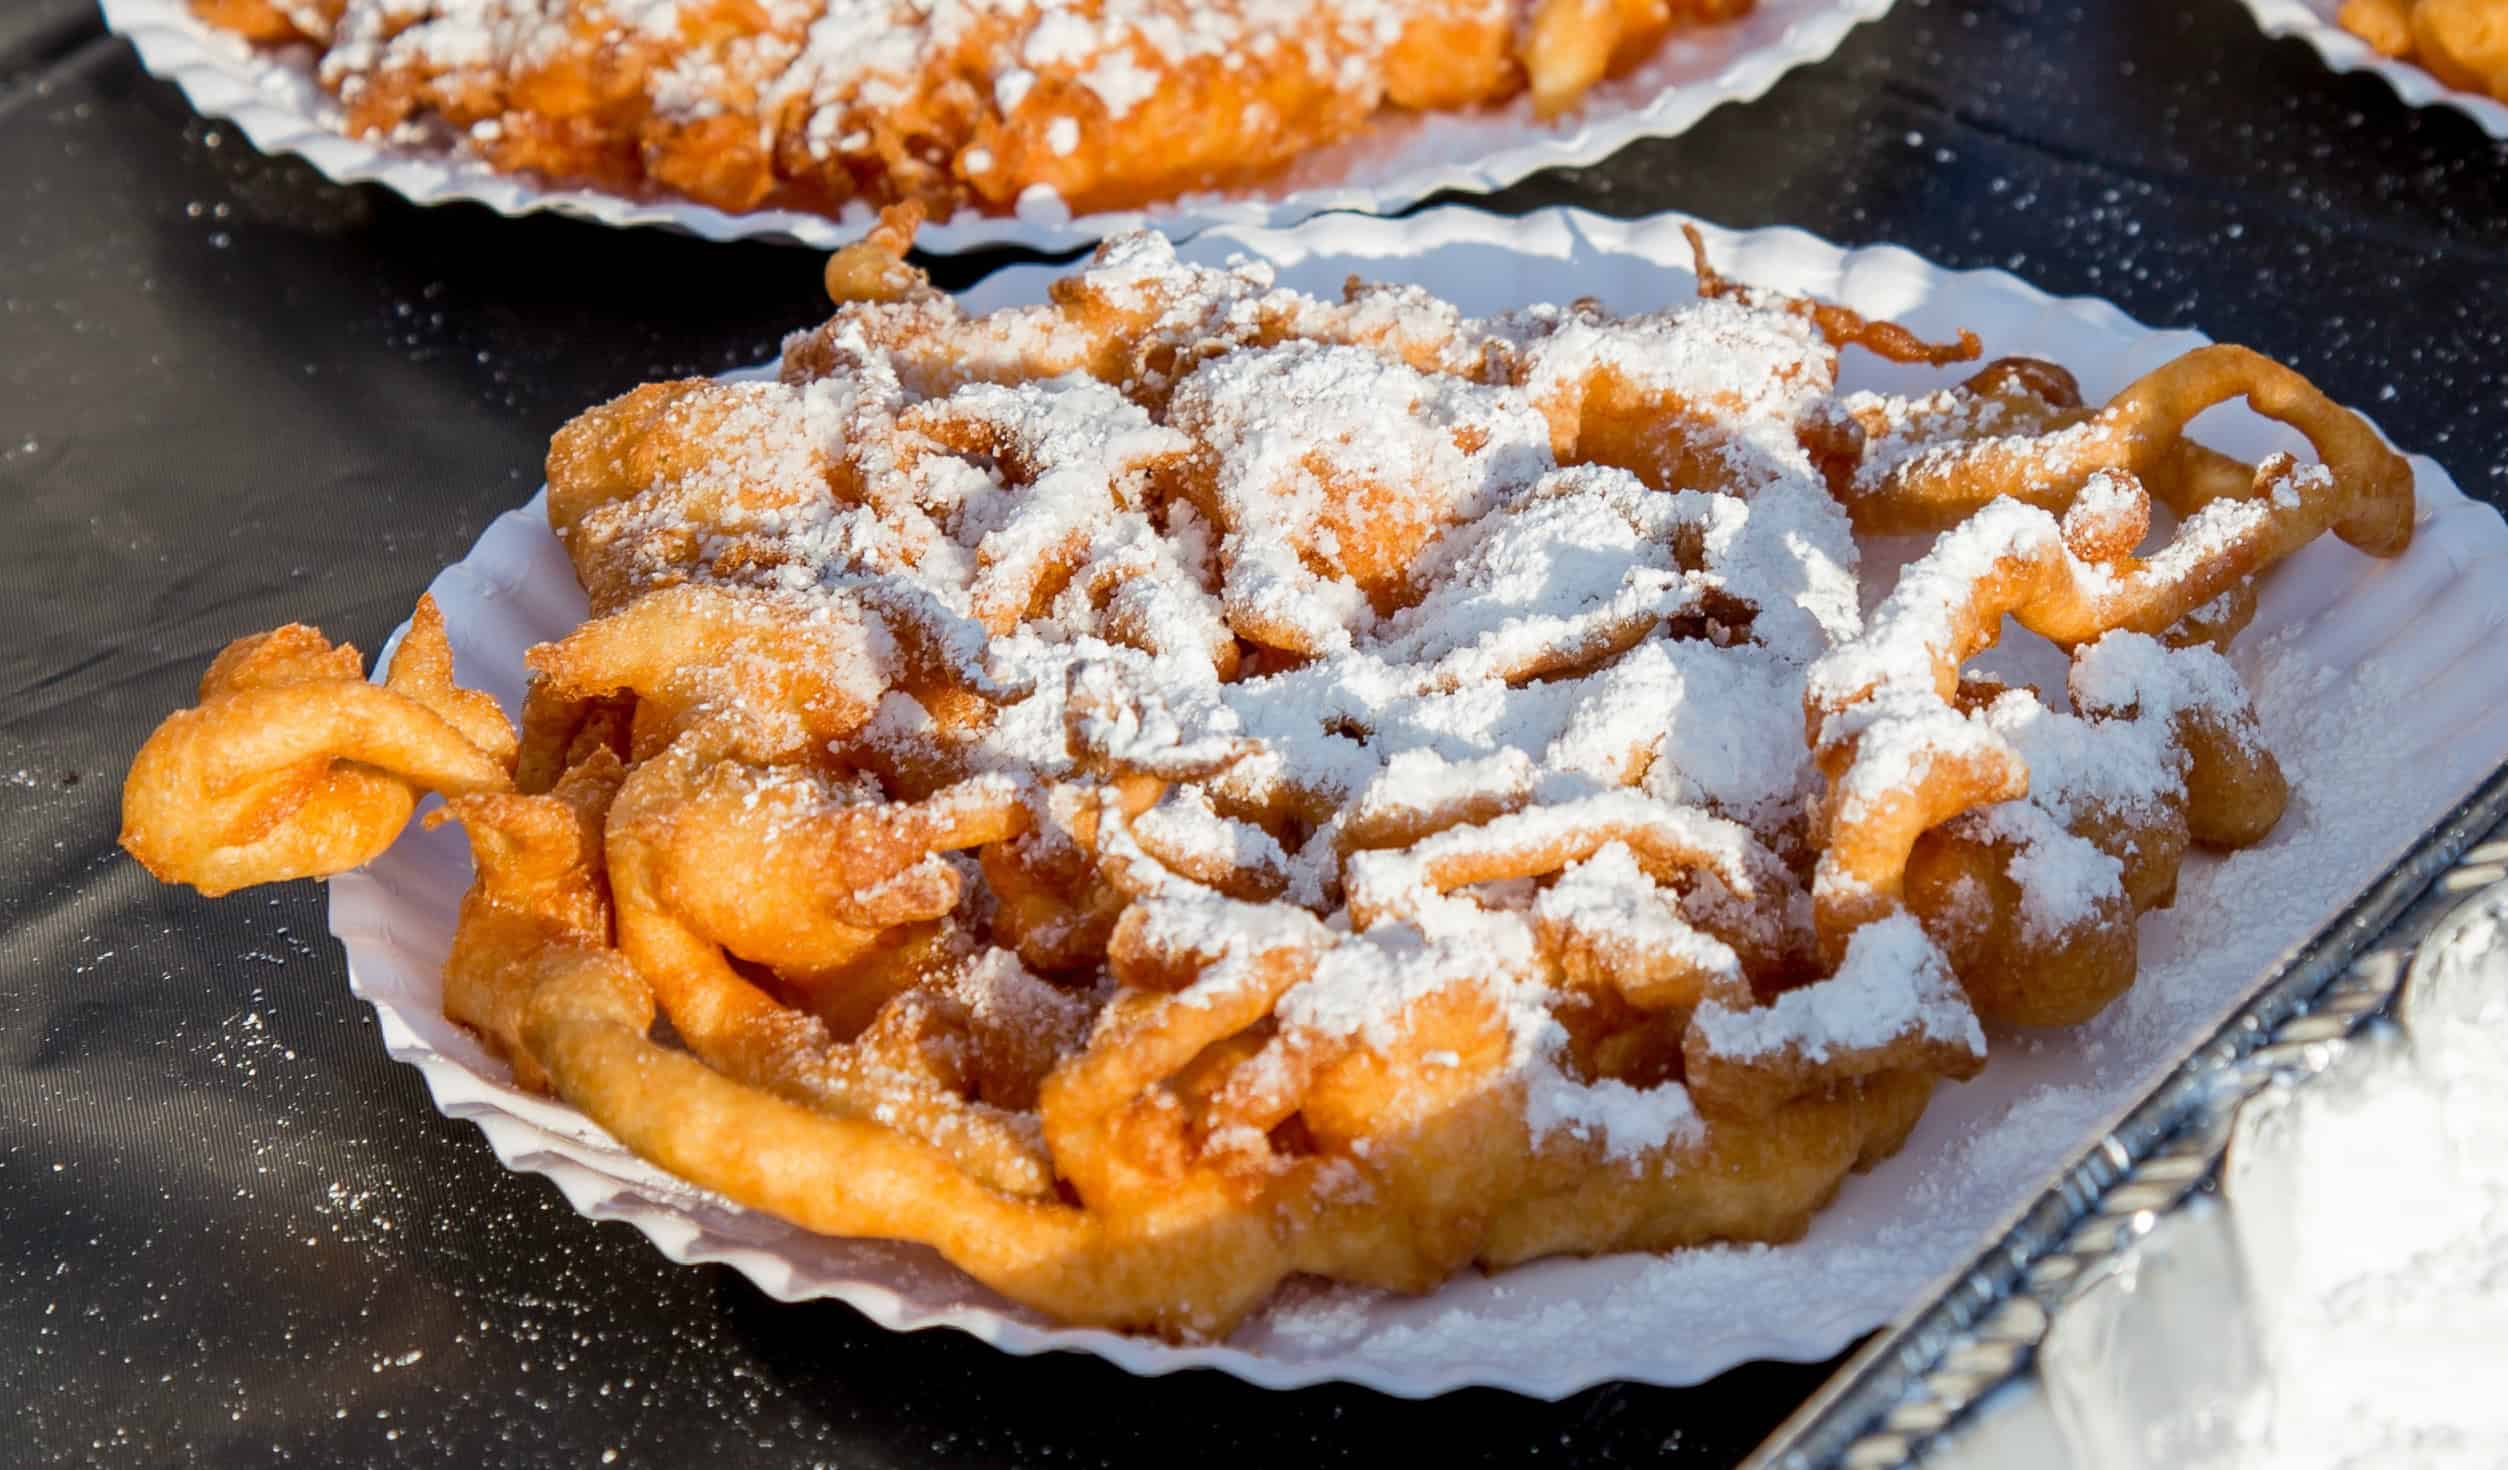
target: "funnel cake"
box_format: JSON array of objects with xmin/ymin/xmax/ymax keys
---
[
  {"xmin": 2337, "ymin": 0, "xmax": 2508, "ymax": 103},
  {"xmin": 189, "ymin": 0, "xmax": 1757, "ymax": 223},
  {"xmin": 120, "ymin": 215, "xmax": 2414, "ymax": 1338}
]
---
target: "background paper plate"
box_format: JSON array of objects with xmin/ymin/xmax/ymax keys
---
[
  {"xmin": 102, "ymin": 0, "xmax": 1893, "ymax": 254},
  {"xmin": 325, "ymin": 205, "xmax": 2508, "ymax": 1398},
  {"xmin": 2238, "ymin": 0, "xmax": 2508, "ymax": 138}
]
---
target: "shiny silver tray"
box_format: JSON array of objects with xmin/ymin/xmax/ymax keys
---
[{"xmin": 1747, "ymin": 755, "xmax": 2508, "ymax": 1468}]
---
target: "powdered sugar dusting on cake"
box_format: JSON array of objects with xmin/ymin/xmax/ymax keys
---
[{"xmin": 1691, "ymin": 912, "xmax": 1981, "ymax": 1062}]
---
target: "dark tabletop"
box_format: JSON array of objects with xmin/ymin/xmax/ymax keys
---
[{"xmin": 2, "ymin": 0, "xmax": 2502, "ymax": 1464}]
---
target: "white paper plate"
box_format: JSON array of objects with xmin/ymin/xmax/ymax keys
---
[
  {"xmin": 325, "ymin": 205, "xmax": 2508, "ymax": 1398},
  {"xmin": 102, "ymin": 0, "xmax": 1894, "ymax": 255},
  {"xmin": 2238, "ymin": 0, "xmax": 2508, "ymax": 138}
]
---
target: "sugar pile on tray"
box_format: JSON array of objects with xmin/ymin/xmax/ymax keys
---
[
  {"xmin": 1986, "ymin": 864, "xmax": 2508, "ymax": 1469},
  {"xmin": 2214, "ymin": 880, "xmax": 2508, "ymax": 1468}
]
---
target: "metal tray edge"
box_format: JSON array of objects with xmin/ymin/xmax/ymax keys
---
[{"xmin": 1745, "ymin": 753, "xmax": 2508, "ymax": 1469}]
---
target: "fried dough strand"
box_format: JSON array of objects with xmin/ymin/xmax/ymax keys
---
[{"xmin": 121, "ymin": 596, "xmax": 514, "ymax": 896}]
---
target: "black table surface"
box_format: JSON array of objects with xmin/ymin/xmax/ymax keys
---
[{"xmin": 3, "ymin": 0, "xmax": 2501, "ymax": 1463}]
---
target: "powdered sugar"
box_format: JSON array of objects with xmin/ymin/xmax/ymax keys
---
[
  {"xmin": 1991, "ymin": 803, "xmax": 2125, "ymax": 940},
  {"xmin": 1532, "ymin": 843, "xmax": 1745, "ymax": 992},
  {"xmin": 2069, "ymin": 627, "xmax": 2253, "ymax": 730},
  {"xmin": 1169, "ymin": 341, "xmax": 1556, "ymax": 653},
  {"xmin": 1133, "ymin": 784, "xmax": 1292, "ymax": 883},
  {"xmin": 1522, "ymin": 1063, "xmax": 1708, "ymax": 1161},
  {"xmin": 1692, "ymin": 911, "xmax": 1981, "ymax": 1062}
]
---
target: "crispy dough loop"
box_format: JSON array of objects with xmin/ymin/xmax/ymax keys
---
[
  {"xmin": 1835, "ymin": 355, "xmax": 2250, "ymax": 536},
  {"xmin": 979, "ymin": 661, "xmax": 1273, "ymax": 961},
  {"xmin": 1062, "ymin": 659, "xmax": 1260, "ymax": 783},
  {"xmin": 2069, "ymin": 639, "xmax": 2289, "ymax": 851},
  {"xmin": 1803, "ymin": 477, "xmax": 2198, "ymax": 952},
  {"xmin": 1342, "ymin": 790, "xmax": 1806, "ymax": 986},
  {"xmin": 1684, "ymin": 224, "xmax": 1983, "ymax": 368},
  {"xmin": 514, "ymin": 683, "xmax": 633, "ymax": 796},
  {"xmin": 1900, "ymin": 821, "xmax": 2142, "ymax": 1027},
  {"xmin": 1849, "ymin": 343, "xmax": 2417, "ymax": 543},
  {"xmin": 1862, "ymin": 626, "xmax": 2284, "ymax": 1029},
  {"xmin": 1681, "ymin": 915, "xmax": 1985, "ymax": 1119},
  {"xmin": 519, "ymin": 946, "xmax": 1109, "ymax": 1297},
  {"xmin": 431, "ymin": 747, "xmax": 636, "ymax": 1092},
  {"xmin": 529, "ymin": 578, "xmax": 1021, "ymax": 768},
  {"xmin": 825, "ymin": 204, "xmax": 935, "ymax": 306},
  {"xmin": 526, "ymin": 584, "xmax": 892, "ymax": 760},
  {"xmin": 603, "ymin": 730, "xmax": 1060, "ymax": 1198},
  {"xmin": 120, "ymin": 596, "xmax": 515, "ymax": 896},
  {"xmin": 1041, "ymin": 899, "xmax": 1329, "ymax": 1201},
  {"xmin": 612, "ymin": 722, "xmax": 1026, "ymax": 982}
]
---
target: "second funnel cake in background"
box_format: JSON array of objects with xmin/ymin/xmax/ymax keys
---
[{"xmin": 111, "ymin": 0, "xmax": 1898, "ymax": 247}]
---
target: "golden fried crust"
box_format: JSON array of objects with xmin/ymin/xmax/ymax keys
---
[
  {"xmin": 1903, "ymin": 826, "xmax": 2141, "ymax": 1028},
  {"xmin": 120, "ymin": 596, "xmax": 514, "ymax": 896},
  {"xmin": 432, "ymin": 748, "xmax": 633, "ymax": 1092},
  {"xmin": 2340, "ymin": 0, "xmax": 2419, "ymax": 52},
  {"xmin": 1482, "ymin": 1072, "xmax": 1937, "ymax": 1264}
]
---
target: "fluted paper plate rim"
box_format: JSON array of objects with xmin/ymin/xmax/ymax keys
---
[{"xmin": 2237, "ymin": 0, "xmax": 2508, "ymax": 138}]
